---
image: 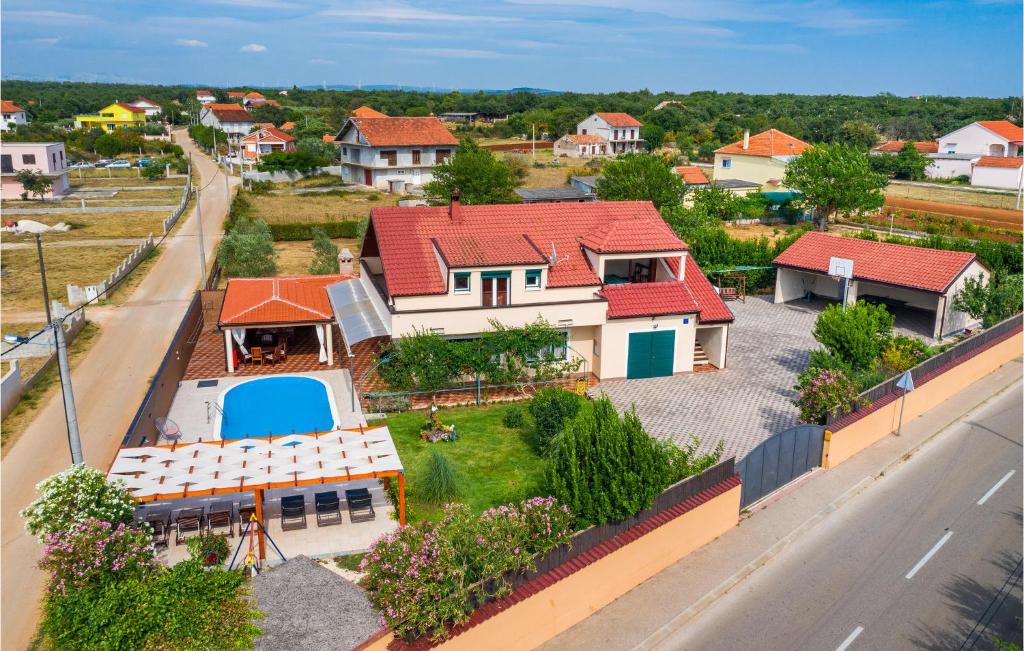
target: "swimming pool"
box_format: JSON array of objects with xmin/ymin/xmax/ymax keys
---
[{"xmin": 216, "ymin": 375, "xmax": 339, "ymax": 440}]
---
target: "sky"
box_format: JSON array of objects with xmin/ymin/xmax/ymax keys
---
[{"xmin": 2, "ymin": 0, "xmax": 1021, "ymax": 97}]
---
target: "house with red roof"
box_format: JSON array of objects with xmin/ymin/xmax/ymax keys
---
[
  {"xmin": 358, "ymin": 197, "xmax": 733, "ymax": 378},
  {"xmin": 199, "ymin": 103, "xmax": 254, "ymax": 149},
  {"xmin": 333, "ymin": 114, "xmax": 459, "ymax": 191},
  {"xmin": 240, "ymin": 125, "xmax": 296, "ymax": 160},
  {"xmin": 971, "ymin": 156, "xmax": 1023, "ymax": 190},
  {"xmin": 773, "ymin": 232, "xmax": 989, "ymax": 339},
  {"xmin": 872, "ymin": 140, "xmax": 938, "ymax": 154},
  {"xmin": 575, "ymin": 112, "xmax": 644, "ymax": 155},
  {"xmin": 714, "ymin": 129, "xmax": 810, "ymax": 191},
  {"xmin": 930, "ymin": 120, "xmax": 1023, "ymax": 180},
  {"xmin": 1, "ymin": 100, "xmax": 28, "ymax": 131},
  {"xmin": 74, "ymin": 102, "xmax": 147, "ymax": 132},
  {"xmin": 553, "ymin": 133, "xmax": 609, "ymax": 158},
  {"xmin": 673, "ymin": 165, "xmax": 710, "ymax": 188},
  {"xmin": 196, "ymin": 90, "xmax": 216, "ymax": 104},
  {"xmin": 126, "ymin": 97, "xmax": 162, "ymax": 117}
]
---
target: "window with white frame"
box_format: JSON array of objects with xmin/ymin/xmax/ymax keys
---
[
  {"xmin": 721, "ymin": 158, "xmax": 732, "ymax": 169},
  {"xmin": 525, "ymin": 269, "xmax": 541, "ymax": 290},
  {"xmin": 453, "ymin": 272, "xmax": 471, "ymax": 294}
]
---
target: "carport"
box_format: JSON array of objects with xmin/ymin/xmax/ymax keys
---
[{"xmin": 772, "ymin": 232, "xmax": 990, "ymax": 339}]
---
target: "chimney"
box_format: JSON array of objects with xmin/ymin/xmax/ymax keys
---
[
  {"xmin": 742, "ymin": 129, "xmax": 750, "ymax": 150},
  {"xmin": 449, "ymin": 191, "xmax": 461, "ymax": 222},
  {"xmin": 338, "ymin": 247, "xmax": 354, "ymax": 274}
]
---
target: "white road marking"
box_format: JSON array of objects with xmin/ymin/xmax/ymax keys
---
[
  {"xmin": 977, "ymin": 470, "xmax": 1015, "ymax": 506},
  {"xmin": 905, "ymin": 531, "xmax": 953, "ymax": 580},
  {"xmin": 836, "ymin": 625, "xmax": 864, "ymax": 651}
]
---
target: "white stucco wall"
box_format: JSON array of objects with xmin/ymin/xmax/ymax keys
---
[
  {"xmin": 774, "ymin": 268, "xmax": 843, "ymax": 303},
  {"xmin": 696, "ymin": 324, "xmax": 728, "ymax": 368},
  {"xmin": 713, "ymin": 153, "xmax": 789, "ymax": 188},
  {"xmin": 971, "ymin": 165, "xmax": 1022, "ymax": 190},
  {"xmin": 926, "ymin": 156, "xmax": 974, "ymax": 179},
  {"xmin": 938, "ymin": 123, "xmax": 1019, "ymax": 157},
  {"xmin": 939, "ymin": 260, "xmax": 990, "ymax": 337},
  {"xmin": 597, "ymin": 314, "xmax": 697, "ymax": 380}
]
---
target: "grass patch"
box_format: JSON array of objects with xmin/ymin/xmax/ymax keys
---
[
  {"xmin": 68, "ymin": 177, "xmax": 187, "ymax": 189},
  {"xmin": 1, "ymin": 321, "xmax": 100, "ymax": 453},
  {"xmin": 0, "ymin": 210, "xmax": 169, "ymax": 241},
  {"xmin": 101, "ymin": 246, "xmax": 163, "ymax": 306},
  {"xmin": 0, "ymin": 245, "xmax": 137, "ymax": 315},
  {"xmin": 377, "ymin": 404, "xmax": 548, "ymax": 523},
  {"xmin": 272, "ymin": 238, "xmax": 360, "ymax": 276},
  {"xmin": 282, "ymin": 174, "xmax": 349, "ymax": 189},
  {"xmin": 247, "ymin": 192, "xmax": 399, "ymax": 225},
  {"xmin": 333, "ymin": 552, "xmax": 367, "ymax": 572}
]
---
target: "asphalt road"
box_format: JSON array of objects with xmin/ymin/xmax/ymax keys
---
[
  {"xmin": 660, "ymin": 384, "xmax": 1023, "ymax": 651},
  {"xmin": 0, "ymin": 131, "xmax": 235, "ymax": 651}
]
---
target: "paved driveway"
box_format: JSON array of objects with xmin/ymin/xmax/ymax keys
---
[{"xmin": 595, "ymin": 296, "xmax": 938, "ymax": 461}]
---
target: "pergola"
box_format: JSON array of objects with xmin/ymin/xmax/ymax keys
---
[{"xmin": 107, "ymin": 425, "xmax": 405, "ymax": 559}]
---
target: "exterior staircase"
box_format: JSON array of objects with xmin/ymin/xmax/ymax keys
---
[{"xmin": 693, "ymin": 342, "xmax": 716, "ymax": 372}]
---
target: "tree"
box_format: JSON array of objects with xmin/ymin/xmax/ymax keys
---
[
  {"xmin": 93, "ymin": 133, "xmax": 122, "ymax": 157},
  {"xmin": 952, "ymin": 272, "xmax": 1023, "ymax": 327},
  {"xmin": 640, "ymin": 124, "xmax": 666, "ymax": 151},
  {"xmin": 838, "ymin": 120, "xmax": 880, "ymax": 150},
  {"xmin": 308, "ymin": 227, "xmax": 339, "ymax": 274},
  {"xmin": 423, "ymin": 139, "xmax": 520, "ymax": 205},
  {"xmin": 812, "ymin": 300, "xmax": 895, "ymax": 371},
  {"xmin": 140, "ymin": 161, "xmax": 165, "ymax": 180},
  {"xmin": 21, "ymin": 465, "xmax": 136, "ymax": 538},
  {"xmin": 14, "ymin": 169, "xmax": 53, "ymax": 200},
  {"xmin": 527, "ymin": 387, "xmax": 585, "ymax": 455},
  {"xmin": 783, "ymin": 143, "xmax": 887, "ymax": 231},
  {"xmin": 595, "ymin": 153, "xmax": 685, "ymax": 211},
  {"xmin": 217, "ymin": 217, "xmax": 277, "ymax": 277},
  {"xmin": 295, "ymin": 137, "xmax": 338, "ymax": 163},
  {"xmin": 892, "ymin": 142, "xmax": 931, "ymax": 180},
  {"xmin": 249, "ymin": 104, "xmax": 287, "ymax": 126},
  {"xmin": 688, "ymin": 184, "xmax": 744, "ymax": 220},
  {"xmin": 548, "ymin": 396, "xmax": 671, "ymax": 527},
  {"xmin": 257, "ymin": 150, "xmax": 327, "ymax": 172}
]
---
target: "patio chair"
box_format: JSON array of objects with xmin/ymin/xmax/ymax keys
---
[
  {"xmin": 207, "ymin": 501, "xmax": 234, "ymax": 538},
  {"xmin": 145, "ymin": 511, "xmax": 171, "ymax": 548},
  {"xmin": 238, "ymin": 501, "xmax": 257, "ymax": 536},
  {"xmin": 345, "ymin": 488, "xmax": 376, "ymax": 523},
  {"xmin": 264, "ymin": 346, "xmax": 283, "ymax": 365},
  {"xmin": 314, "ymin": 491, "xmax": 342, "ymax": 527},
  {"xmin": 174, "ymin": 508, "xmax": 205, "ymax": 545},
  {"xmin": 251, "ymin": 346, "xmax": 264, "ymax": 366},
  {"xmin": 154, "ymin": 417, "xmax": 182, "ymax": 444},
  {"xmin": 280, "ymin": 495, "xmax": 308, "ymax": 531}
]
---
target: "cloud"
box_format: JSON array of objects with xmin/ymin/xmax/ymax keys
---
[
  {"xmin": 4, "ymin": 10, "xmax": 97, "ymax": 24},
  {"xmin": 308, "ymin": 58, "xmax": 335, "ymax": 65},
  {"xmin": 321, "ymin": 3, "xmax": 521, "ymax": 23},
  {"xmin": 27, "ymin": 37, "xmax": 61, "ymax": 45},
  {"xmin": 393, "ymin": 47, "xmax": 516, "ymax": 59},
  {"xmin": 240, "ymin": 43, "xmax": 268, "ymax": 52},
  {"xmin": 175, "ymin": 38, "xmax": 208, "ymax": 48},
  {"xmin": 203, "ymin": 0, "xmax": 300, "ymax": 7}
]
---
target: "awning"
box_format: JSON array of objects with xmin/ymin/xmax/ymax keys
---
[
  {"xmin": 108, "ymin": 425, "xmax": 403, "ymax": 502},
  {"xmin": 325, "ymin": 278, "xmax": 391, "ymax": 355}
]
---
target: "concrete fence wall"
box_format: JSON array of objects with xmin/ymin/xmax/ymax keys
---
[
  {"xmin": 241, "ymin": 166, "xmax": 344, "ymax": 184},
  {"xmin": 67, "ymin": 235, "xmax": 156, "ymax": 306},
  {"xmin": 161, "ymin": 173, "xmax": 192, "ymax": 234}
]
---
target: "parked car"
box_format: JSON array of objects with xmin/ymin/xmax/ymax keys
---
[
  {"xmin": 93, "ymin": 160, "xmax": 113, "ymax": 168},
  {"xmin": 136, "ymin": 159, "xmax": 152, "ymax": 167},
  {"xmin": 107, "ymin": 160, "xmax": 131, "ymax": 169},
  {"xmin": 68, "ymin": 161, "xmax": 94, "ymax": 169}
]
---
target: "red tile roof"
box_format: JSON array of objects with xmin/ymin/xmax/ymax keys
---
[
  {"xmin": 323, "ymin": 134, "xmax": 335, "ymax": 143},
  {"xmin": 219, "ymin": 275, "xmax": 351, "ymax": 325},
  {"xmin": 370, "ymin": 201, "xmax": 685, "ymax": 296},
  {"xmin": 131, "ymin": 96, "xmax": 161, "ymax": 107},
  {"xmin": 227, "ymin": 91, "xmax": 246, "ymax": 98},
  {"xmin": 280, "ymin": 121, "xmax": 296, "ymax": 131},
  {"xmin": 1, "ymin": 100, "xmax": 25, "ymax": 113},
  {"xmin": 196, "ymin": 90, "xmax": 213, "ymax": 95},
  {"xmin": 206, "ymin": 103, "xmax": 253, "ymax": 123},
  {"xmin": 580, "ymin": 218, "xmax": 686, "ymax": 253},
  {"xmin": 974, "ymin": 156, "xmax": 1023, "ymax": 168},
  {"xmin": 673, "ymin": 165, "xmax": 710, "ymax": 185},
  {"xmin": 874, "ymin": 140, "xmax": 938, "ymax": 153},
  {"xmin": 773, "ymin": 232, "xmax": 978, "ymax": 293},
  {"xmin": 343, "ymin": 116, "xmax": 458, "ymax": 147},
  {"xmin": 683, "ymin": 256, "xmax": 734, "ymax": 323},
  {"xmin": 115, "ymin": 102, "xmax": 146, "ymax": 113},
  {"xmin": 594, "ymin": 112, "xmax": 642, "ymax": 127},
  {"xmin": 563, "ymin": 133, "xmax": 606, "ymax": 145},
  {"xmin": 241, "ymin": 126, "xmax": 295, "ymax": 143},
  {"xmin": 352, "ymin": 105, "xmax": 387, "ymax": 118},
  {"xmin": 716, "ymin": 129, "xmax": 810, "ymax": 157},
  {"xmin": 601, "ymin": 281, "xmax": 698, "ymax": 318},
  {"xmin": 977, "ymin": 120, "xmax": 1024, "ymax": 142},
  {"xmin": 244, "ymin": 91, "xmax": 265, "ymax": 100}
]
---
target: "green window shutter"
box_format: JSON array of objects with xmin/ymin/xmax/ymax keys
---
[
  {"xmin": 481, "ymin": 270, "xmax": 511, "ymax": 279},
  {"xmin": 525, "ymin": 269, "xmax": 541, "ymax": 289}
]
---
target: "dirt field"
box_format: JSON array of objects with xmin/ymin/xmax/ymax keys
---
[
  {"xmin": 249, "ymin": 191, "xmax": 399, "ymax": 224},
  {"xmin": 883, "ymin": 197, "xmax": 1022, "ymax": 231},
  {"xmin": 885, "ymin": 182, "xmax": 1017, "ymax": 210},
  {"xmin": 0, "ymin": 210, "xmax": 168, "ymax": 241},
  {"xmin": 724, "ymin": 223, "xmax": 801, "ymax": 242},
  {"xmin": 66, "ymin": 176, "xmax": 188, "ymax": 188},
  {"xmin": 0, "ymin": 245, "xmax": 137, "ymax": 315},
  {"xmin": 273, "ymin": 238, "xmax": 361, "ymax": 276}
]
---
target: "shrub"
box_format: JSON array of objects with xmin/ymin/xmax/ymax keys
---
[
  {"xmin": 217, "ymin": 216, "xmax": 277, "ymax": 277},
  {"xmin": 417, "ymin": 450, "xmax": 460, "ymax": 504},
  {"xmin": 502, "ymin": 405, "xmax": 526, "ymax": 429},
  {"xmin": 527, "ymin": 387, "xmax": 584, "ymax": 454},
  {"xmin": 258, "ymin": 150, "xmax": 329, "ymax": 172},
  {"xmin": 795, "ymin": 367, "xmax": 862, "ymax": 423},
  {"xmin": 953, "ymin": 272, "xmax": 1024, "ymax": 328},
  {"xmin": 360, "ymin": 498, "xmax": 572, "ymax": 641},
  {"xmin": 660, "ymin": 437, "xmax": 725, "ymax": 484},
  {"xmin": 21, "ymin": 465, "xmax": 136, "ymax": 538},
  {"xmin": 247, "ymin": 179, "xmax": 274, "ymax": 195},
  {"xmin": 39, "ymin": 518, "xmax": 156, "ymax": 596},
  {"xmin": 266, "ymin": 220, "xmax": 362, "ymax": 241},
  {"xmin": 812, "ymin": 301, "xmax": 894, "ymax": 371},
  {"xmin": 308, "ymin": 226, "xmax": 340, "ymax": 274},
  {"xmin": 877, "ymin": 335, "xmax": 932, "ymax": 375},
  {"xmin": 186, "ymin": 532, "xmax": 232, "ymax": 565},
  {"xmin": 140, "ymin": 162, "xmax": 164, "ymax": 180},
  {"xmin": 548, "ymin": 396, "xmax": 671, "ymax": 527}
]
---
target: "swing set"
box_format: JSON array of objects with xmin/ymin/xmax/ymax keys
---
[{"xmin": 229, "ymin": 513, "xmax": 286, "ymax": 575}]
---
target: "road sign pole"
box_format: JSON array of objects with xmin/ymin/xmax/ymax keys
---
[{"xmin": 895, "ymin": 370, "xmax": 915, "ymax": 436}]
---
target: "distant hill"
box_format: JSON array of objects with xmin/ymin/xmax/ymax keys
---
[{"xmin": 300, "ymin": 84, "xmax": 562, "ymax": 95}]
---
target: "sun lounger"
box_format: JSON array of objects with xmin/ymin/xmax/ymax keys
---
[
  {"xmin": 345, "ymin": 488, "xmax": 376, "ymax": 523},
  {"xmin": 175, "ymin": 508, "xmax": 205, "ymax": 545},
  {"xmin": 314, "ymin": 491, "xmax": 342, "ymax": 527},
  {"xmin": 145, "ymin": 511, "xmax": 171, "ymax": 548},
  {"xmin": 207, "ymin": 501, "xmax": 234, "ymax": 538},
  {"xmin": 280, "ymin": 495, "xmax": 308, "ymax": 531}
]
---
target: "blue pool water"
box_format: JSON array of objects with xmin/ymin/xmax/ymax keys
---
[{"xmin": 219, "ymin": 376, "xmax": 336, "ymax": 440}]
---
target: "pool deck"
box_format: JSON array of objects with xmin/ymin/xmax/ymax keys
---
[{"xmin": 166, "ymin": 369, "xmax": 364, "ymax": 443}]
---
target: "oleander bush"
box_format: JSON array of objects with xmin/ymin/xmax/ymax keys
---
[
  {"xmin": 21, "ymin": 465, "xmax": 136, "ymax": 538},
  {"xmin": 795, "ymin": 367, "xmax": 862, "ymax": 423}
]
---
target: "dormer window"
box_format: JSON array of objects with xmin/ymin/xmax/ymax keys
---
[
  {"xmin": 453, "ymin": 272, "xmax": 471, "ymax": 294},
  {"xmin": 525, "ymin": 269, "xmax": 542, "ymax": 290}
]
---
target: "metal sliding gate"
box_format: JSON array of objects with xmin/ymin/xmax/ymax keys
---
[{"xmin": 736, "ymin": 424, "xmax": 825, "ymax": 508}]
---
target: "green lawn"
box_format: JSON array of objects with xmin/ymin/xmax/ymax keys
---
[{"xmin": 378, "ymin": 404, "xmax": 548, "ymax": 523}]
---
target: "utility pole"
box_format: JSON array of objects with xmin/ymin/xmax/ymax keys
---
[
  {"xmin": 53, "ymin": 319, "xmax": 83, "ymax": 465},
  {"xmin": 34, "ymin": 233, "xmax": 52, "ymax": 323},
  {"xmin": 532, "ymin": 123, "xmax": 536, "ymax": 164},
  {"xmin": 190, "ymin": 153, "xmax": 207, "ymax": 275}
]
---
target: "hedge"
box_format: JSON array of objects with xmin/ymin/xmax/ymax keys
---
[{"xmin": 268, "ymin": 221, "xmax": 363, "ymax": 241}]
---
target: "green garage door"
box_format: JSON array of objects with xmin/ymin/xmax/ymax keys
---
[{"xmin": 627, "ymin": 330, "xmax": 675, "ymax": 379}]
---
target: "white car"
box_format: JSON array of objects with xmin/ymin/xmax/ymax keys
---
[
  {"xmin": 68, "ymin": 162, "xmax": 94, "ymax": 169},
  {"xmin": 106, "ymin": 160, "xmax": 132, "ymax": 169}
]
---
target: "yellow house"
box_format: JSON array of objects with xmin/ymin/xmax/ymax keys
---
[
  {"xmin": 713, "ymin": 128, "xmax": 810, "ymax": 190},
  {"xmin": 74, "ymin": 102, "xmax": 147, "ymax": 132}
]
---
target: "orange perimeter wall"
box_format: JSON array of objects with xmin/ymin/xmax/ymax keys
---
[{"xmin": 824, "ymin": 332, "xmax": 1022, "ymax": 469}]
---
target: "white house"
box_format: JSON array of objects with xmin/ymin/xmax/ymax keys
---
[
  {"xmin": 1, "ymin": 100, "xmax": 28, "ymax": 131},
  {"xmin": 196, "ymin": 90, "xmax": 216, "ymax": 105},
  {"xmin": 126, "ymin": 97, "xmax": 162, "ymax": 117},
  {"xmin": 333, "ymin": 115, "xmax": 459, "ymax": 192},
  {"xmin": 199, "ymin": 103, "xmax": 254, "ymax": 149},
  {"xmin": 970, "ymin": 156, "xmax": 1023, "ymax": 190},
  {"xmin": 553, "ymin": 133, "xmax": 608, "ymax": 158},
  {"xmin": 576, "ymin": 113, "xmax": 643, "ymax": 154},
  {"xmin": 928, "ymin": 120, "xmax": 1023, "ymax": 180}
]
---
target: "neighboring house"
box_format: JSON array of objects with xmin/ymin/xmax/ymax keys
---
[
  {"xmin": 126, "ymin": 97, "xmax": 162, "ymax": 117},
  {"xmin": 241, "ymin": 126, "xmax": 296, "ymax": 160},
  {"xmin": 438, "ymin": 112, "xmax": 480, "ymax": 123},
  {"xmin": 514, "ymin": 186, "xmax": 596, "ymax": 203},
  {"xmin": 333, "ymin": 115, "xmax": 459, "ymax": 191},
  {"xmin": 227, "ymin": 91, "xmax": 247, "ymax": 100},
  {"xmin": 199, "ymin": 103, "xmax": 254, "ymax": 148},
  {"xmin": 553, "ymin": 133, "xmax": 608, "ymax": 158},
  {"xmin": 654, "ymin": 100, "xmax": 686, "ymax": 111},
  {"xmin": 773, "ymin": 231, "xmax": 989, "ymax": 339},
  {"xmin": 929, "ymin": 120, "xmax": 1024, "ymax": 179},
  {"xmin": 352, "ymin": 105, "xmax": 388, "ymax": 118},
  {"xmin": 872, "ymin": 140, "xmax": 938, "ymax": 154},
  {"xmin": 243, "ymin": 91, "xmax": 267, "ymax": 107},
  {"xmin": 673, "ymin": 165, "xmax": 710, "ymax": 188},
  {"xmin": 714, "ymin": 129, "xmax": 810, "ymax": 190},
  {"xmin": 196, "ymin": 90, "xmax": 216, "ymax": 104},
  {"xmin": 970, "ymin": 156, "xmax": 1023, "ymax": 190},
  {"xmin": 358, "ymin": 198, "xmax": 734, "ymax": 379},
  {"xmin": 280, "ymin": 121, "xmax": 296, "ymax": 131},
  {"xmin": 570, "ymin": 175, "xmax": 600, "ymax": 194},
  {"xmin": 1, "ymin": 100, "xmax": 28, "ymax": 131},
  {"xmin": 74, "ymin": 102, "xmax": 147, "ymax": 132},
  {"xmin": 711, "ymin": 178, "xmax": 762, "ymax": 196},
  {"xmin": 576, "ymin": 112, "xmax": 644, "ymax": 155},
  {"xmin": 0, "ymin": 142, "xmax": 70, "ymax": 199}
]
